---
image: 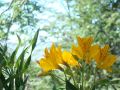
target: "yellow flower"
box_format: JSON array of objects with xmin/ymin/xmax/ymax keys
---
[
  {"xmin": 37, "ymin": 43, "xmax": 63, "ymax": 73},
  {"xmin": 38, "ymin": 43, "xmax": 79, "ymax": 75},
  {"xmin": 95, "ymin": 45, "xmax": 116, "ymax": 71},
  {"xmin": 72, "ymin": 36, "xmax": 100, "ymax": 63}
]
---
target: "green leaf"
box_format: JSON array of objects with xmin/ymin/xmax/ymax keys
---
[
  {"xmin": 0, "ymin": 73, "xmax": 9, "ymax": 89},
  {"xmin": 16, "ymin": 47, "xmax": 28, "ymax": 75},
  {"xmin": 17, "ymin": 34, "xmax": 21, "ymax": 46},
  {"xmin": 0, "ymin": 79, "xmax": 3, "ymax": 90},
  {"xmin": 9, "ymin": 35, "xmax": 21, "ymax": 65},
  {"xmin": 9, "ymin": 45, "xmax": 19, "ymax": 65},
  {"xmin": 110, "ymin": 78, "xmax": 120, "ymax": 84},
  {"xmin": 66, "ymin": 80, "xmax": 78, "ymax": 90},
  {"xmin": 22, "ymin": 76, "xmax": 29, "ymax": 90},
  {"xmin": 23, "ymin": 55, "xmax": 31, "ymax": 72},
  {"xmin": 3, "ymin": 45, "xmax": 7, "ymax": 54},
  {"xmin": 93, "ymin": 78, "xmax": 109, "ymax": 89},
  {"xmin": 0, "ymin": 44, "xmax": 7, "ymax": 57},
  {"xmin": 31, "ymin": 29, "xmax": 39, "ymax": 51}
]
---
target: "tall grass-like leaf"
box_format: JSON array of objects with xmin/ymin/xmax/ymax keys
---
[
  {"xmin": 16, "ymin": 47, "xmax": 28, "ymax": 75},
  {"xmin": 24, "ymin": 29, "xmax": 39, "ymax": 72},
  {"xmin": 4, "ymin": 45, "xmax": 7, "ymax": 54},
  {"xmin": 15, "ymin": 47, "xmax": 28, "ymax": 89},
  {"xmin": 22, "ymin": 75, "xmax": 29, "ymax": 90},
  {"xmin": 31, "ymin": 29, "xmax": 39, "ymax": 51},
  {"xmin": 9, "ymin": 35, "xmax": 21, "ymax": 65},
  {"xmin": 0, "ymin": 79, "xmax": 3, "ymax": 90},
  {"xmin": 1, "ymin": 44, "xmax": 7, "ymax": 55},
  {"xmin": 16, "ymin": 34, "xmax": 21, "ymax": 45},
  {"xmin": 0, "ymin": 73, "xmax": 8, "ymax": 89},
  {"xmin": 23, "ymin": 55, "xmax": 31, "ymax": 72},
  {"xmin": 9, "ymin": 49, "xmax": 18, "ymax": 65}
]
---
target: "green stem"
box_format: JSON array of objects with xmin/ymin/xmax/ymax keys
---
[
  {"xmin": 93, "ymin": 67, "xmax": 97, "ymax": 90},
  {"xmin": 70, "ymin": 68, "xmax": 78, "ymax": 88},
  {"xmin": 81, "ymin": 61, "xmax": 85, "ymax": 90},
  {"xmin": 81, "ymin": 73, "xmax": 83, "ymax": 90},
  {"xmin": 64, "ymin": 71, "xmax": 67, "ymax": 81}
]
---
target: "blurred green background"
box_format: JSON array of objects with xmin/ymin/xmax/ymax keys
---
[{"xmin": 0, "ymin": 0, "xmax": 120, "ymax": 90}]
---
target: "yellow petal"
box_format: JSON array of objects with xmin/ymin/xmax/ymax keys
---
[
  {"xmin": 101, "ymin": 45, "xmax": 110, "ymax": 59},
  {"xmin": 72, "ymin": 44, "xmax": 83, "ymax": 59},
  {"xmin": 38, "ymin": 59, "xmax": 51, "ymax": 72},
  {"xmin": 44, "ymin": 48, "xmax": 49, "ymax": 58},
  {"xmin": 49, "ymin": 43, "xmax": 58, "ymax": 60},
  {"xmin": 95, "ymin": 45, "xmax": 110, "ymax": 65},
  {"xmin": 38, "ymin": 58, "xmax": 59, "ymax": 72},
  {"xmin": 84, "ymin": 37, "xmax": 93, "ymax": 51},
  {"xmin": 77, "ymin": 36, "xmax": 84, "ymax": 49},
  {"xmin": 50, "ymin": 43, "xmax": 56, "ymax": 54},
  {"xmin": 62, "ymin": 51, "xmax": 79, "ymax": 66},
  {"xmin": 100, "ymin": 54, "xmax": 116, "ymax": 69},
  {"xmin": 94, "ymin": 51, "xmax": 101, "ymax": 64},
  {"xmin": 57, "ymin": 46, "xmax": 62, "ymax": 55},
  {"xmin": 77, "ymin": 36, "xmax": 93, "ymax": 55},
  {"xmin": 89, "ymin": 44, "xmax": 100, "ymax": 59}
]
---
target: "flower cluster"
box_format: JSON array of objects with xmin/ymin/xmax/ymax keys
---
[
  {"xmin": 37, "ymin": 43, "xmax": 79, "ymax": 75},
  {"xmin": 38, "ymin": 36, "xmax": 116, "ymax": 75},
  {"xmin": 72, "ymin": 36, "xmax": 116, "ymax": 71}
]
